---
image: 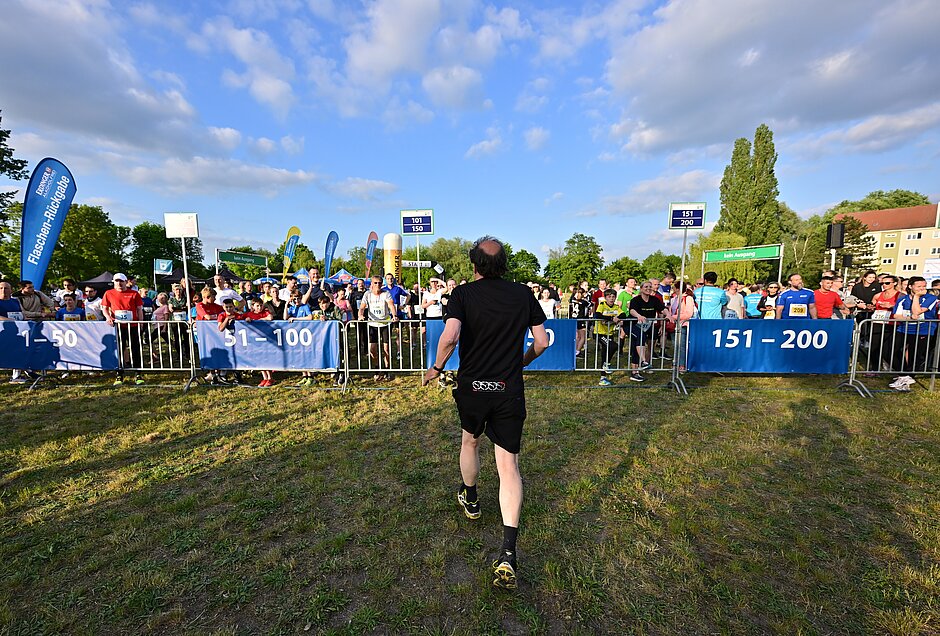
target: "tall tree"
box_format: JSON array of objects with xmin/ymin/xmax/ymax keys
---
[
  {"xmin": 0, "ymin": 113, "xmax": 29, "ymax": 235},
  {"xmin": 598, "ymin": 256, "xmax": 645, "ymax": 285},
  {"xmin": 830, "ymin": 189, "xmax": 931, "ymax": 214},
  {"xmin": 715, "ymin": 123, "xmax": 781, "ymax": 247},
  {"xmin": 508, "ymin": 249, "xmax": 541, "ymax": 283},
  {"xmin": 544, "ymin": 233, "xmax": 604, "ymax": 288},
  {"xmin": 641, "ymin": 250, "xmax": 681, "ymax": 279}
]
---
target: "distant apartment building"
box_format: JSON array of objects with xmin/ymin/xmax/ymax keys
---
[{"xmin": 837, "ymin": 204, "xmax": 940, "ymax": 277}]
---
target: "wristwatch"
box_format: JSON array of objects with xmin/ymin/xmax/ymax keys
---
[{"xmin": 432, "ymin": 365, "xmax": 445, "ymax": 372}]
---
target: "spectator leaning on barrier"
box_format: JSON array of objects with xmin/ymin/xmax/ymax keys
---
[
  {"xmin": 214, "ymin": 276, "xmax": 244, "ymax": 310},
  {"xmin": 102, "ymin": 273, "xmax": 144, "ymax": 386},
  {"xmin": 867, "ymin": 275, "xmax": 901, "ymax": 374},
  {"xmin": 278, "ymin": 276, "xmax": 298, "ymax": 302},
  {"xmin": 195, "ymin": 287, "xmax": 224, "ymax": 321},
  {"xmin": 17, "ymin": 280, "xmax": 54, "ymax": 320},
  {"xmin": 889, "ymin": 276, "xmax": 939, "ymax": 390},
  {"xmin": 693, "ymin": 271, "xmax": 728, "ymax": 320},
  {"xmin": 776, "ymin": 274, "xmax": 817, "ymax": 319},
  {"xmin": 0, "ymin": 281, "xmax": 24, "ymax": 321},
  {"xmin": 629, "ymin": 281, "xmax": 672, "ymax": 382},
  {"xmin": 594, "ymin": 288, "xmax": 624, "ymax": 386},
  {"xmin": 55, "ymin": 294, "xmax": 85, "ymax": 321}
]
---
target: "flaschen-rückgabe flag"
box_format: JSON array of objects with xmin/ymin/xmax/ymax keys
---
[
  {"xmin": 364, "ymin": 231, "xmax": 378, "ymax": 278},
  {"xmin": 20, "ymin": 158, "xmax": 77, "ymax": 288},
  {"xmin": 323, "ymin": 231, "xmax": 339, "ymax": 280}
]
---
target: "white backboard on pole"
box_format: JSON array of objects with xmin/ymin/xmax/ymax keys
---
[{"xmin": 164, "ymin": 213, "xmax": 199, "ymax": 238}]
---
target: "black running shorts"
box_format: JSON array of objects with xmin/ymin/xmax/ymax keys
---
[{"xmin": 453, "ymin": 391, "xmax": 526, "ymax": 454}]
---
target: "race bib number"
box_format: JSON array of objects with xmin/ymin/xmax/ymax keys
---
[
  {"xmin": 143, "ymin": 306, "xmax": 154, "ymax": 316},
  {"xmin": 722, "ymin": 308, "xmax": 739, "ymax": 319},
  {"xmin": 871, "ymin": 309, "xmax": 891, "ymax": 322},
  {"xmin": 172, "ymin": 311, "xmax": 186, "ymax": 321},
  {"xmin": 113, "ymin": 309, "xmax": 133, "ymax": 321},
  {"xmin": 788, "ymin": 304, "xmax": 807, "ymax": 317},
  {"xmin": 64, "ymin": 313, "xmax": 82, "ymax": 321},
  {"xmin": 6, "ymin": 311, "xmax": 23, "ymax": 321}
]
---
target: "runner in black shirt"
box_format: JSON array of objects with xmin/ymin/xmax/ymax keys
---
[{"xmin": 424, "ymin": 236, "xmax": 548, "ymax": 590}]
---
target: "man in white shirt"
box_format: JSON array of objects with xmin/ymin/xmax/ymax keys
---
[{"xmin": 214, "ymin": 276, "xmax": 244, "ymax": 310}]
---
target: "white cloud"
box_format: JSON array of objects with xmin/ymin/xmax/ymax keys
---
[
  {"xmin": 536, "ymin": 0, "xmax": 642, "ymax": 61},
  {"xmin": 382, "ymin": 97, "xmax": 435, "ymax": 129},
  {"xmin": 252, "ymin": 137, "xmax": 278, "ymax": 154},
  {"xmin": 208, "ymin": 127, "xmax": 242, "ymax": 151},
  {"xmin": 787, "ymin": 102, "xmax": 940, "ymax": 157},
  {"xmin": 422, "ymin": 65, "xmax": 484, "ymax": 109},
  {"xmin": 465, "ymin": 127, "xmax": 503, "ymax": 158},
  {"xmin": 327, "ymin": 177, "xmax": 398, "ymax": 200},
  {"xmin": 524, "ymin": 126, "xmax": 550, "ymax": 151},
  {"xmin": 123, "ymin": 157, "xmax": 319, "ymax": 195},
  {"xmin": 280, "ymin": 135, "xmax": 305, "ymax": 154},
  {"xmin": 579, "ymin": 170, "xmax": 720, "ymax": 217},
  {"xmin": 515, "ymin": 77, "xmax": 551, "ymax": 113},
  {"xmin": 197, "ymin": 17, "xmax": 296, "ymax": 118},
  {"xmin": 544, "ymin": 192, "xmax": 564, "ymax": 205},
  {"xmin": 604, "ymin": 0, "xmax": 940, "ymax": 153}
]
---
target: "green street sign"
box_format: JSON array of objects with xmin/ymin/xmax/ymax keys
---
[
  {"xmin": 218, "ymin": 250, "xmax": 267, "ymax": 267},
  {"xmin": 704, "ymin": 245, "xmax": 781, "ymax": 263}
]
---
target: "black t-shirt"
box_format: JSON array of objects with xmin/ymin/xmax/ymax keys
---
[
  {"xmin": 568, "ymin": 297, "xmax": 591, "ymax": 320},
  {"xmin": 264, "ymin": 299, "xmax": 285, "ymax": 320},
  {"xmin": 348, "ymin": 288, "xmax": 366, "ymax": 314},
  {"xmin": 446, "ymin": 278, "xmax": 546, "ymax": 397},
  {"xmin": 852, "ymin": 281, "xmax": 878, "ymax": 306},
  {"xmin": 628, "ymin": 294, "xmax": 666, "ymax": 319}
]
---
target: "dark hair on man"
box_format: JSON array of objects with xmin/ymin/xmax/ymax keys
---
[
  {"xmin": 62, "ymin": 278, "xmax": 75, "ymax": 285},
  {"xmin": 19, "ymin": 280, "xmax": 33, "ymax": 288},
  {"xmin": 284, "ymin": 275, "xmax": 297, "ymax": 283},
  {"xmin": 727, "ymin": 277, "xmax": 739, "ymax": 285},
  {"xmin": 468, "ymin": 235, "xmax": 508, "ymax": 279},
  {"xmin": 703, "ymin": 271, "xmax": 718, "ymax": 284},
  {"xmin": 62, "ymin": 293, "xmax": 75, "ymax": 300}
]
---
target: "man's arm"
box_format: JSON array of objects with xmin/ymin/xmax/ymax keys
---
[
  {"xmin": 809, "ymin": 302, "xmax": 818, "ymax": 319},
  {"xmin": 775, "ymin": 302, "xmax": 784, "ymax": 319},
  {"xmin": 423, "ymin": 317, "xmax": 461, "ymax": 385},
  {"xmin": 522, "ymin": 323, "xmax": 549, "ymax": 367}
]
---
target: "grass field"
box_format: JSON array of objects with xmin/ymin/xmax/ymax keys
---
[{"xmin": 0, "ymin": 372, "xmax": 938, "ymax": 634}]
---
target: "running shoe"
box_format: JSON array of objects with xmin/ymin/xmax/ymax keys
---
[
  {"xmin": 601, "ymin": 362, "xmax": 610, "ymax": 372},
  {"xmin": 113, "ymin": 378, "xmax": 124, "ymax": 386},
  {"xmin": 258, "ymin": 379, "xmax": 269, "ymax": 387},
  {"xmin": 598, "ymin": 377, "xmax": 612, "ymax": 387},
  {"xmin": 457, "ymin": 488, "xmax": 481, "ymax": 520},
  {"xmin": 134, "ymin": 376, "xmax": 145, "ymax": 385},
  {"xmin": 630, "ymin": 372, "xmax": 645, "ymax": 383},
  {"xmin": 492, "ymin": 551, "xmax": 517, "ymax": 590},
  {"xmin": 639, "ymin": 361, "xmax": 652, "ymax": 370}
]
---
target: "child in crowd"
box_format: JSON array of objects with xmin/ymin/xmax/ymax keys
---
[
  {"xmin": 242, "ymin": 297, "xmax": 275, "ymax": 387},
  {"xmin": 285, "ymin": 291, "xmax": 315, "ymax": 385}
]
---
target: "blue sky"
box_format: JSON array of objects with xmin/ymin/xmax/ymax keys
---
[{"xmin": 1, "ymin": 0, "xmax": 938, "ymax": 270}]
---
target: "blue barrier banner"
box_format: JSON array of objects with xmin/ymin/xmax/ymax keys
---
[
  {"xmin": 197, "ymin": 320, "xmax": 340, "ymax": 370},
  {"xmin": 687, "ymin": 319, "xmax": 854, "ymax": 374},
  {"xmin": 0, "ymin": 321, "xmax": 119, "ymax": 370},
  {"xmin": 20, "ymin": 158, "xmax": 77, "ymax": 288},
  {"xmin": 425, "ymin": 318, "xmax": 576, "ymax": 371}
]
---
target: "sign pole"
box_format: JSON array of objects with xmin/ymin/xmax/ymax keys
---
[
  {"xmin": 182, "ymin": 238, "xmax": 192, "ymax": 321},
  {"xmin": 416, "ymin": 236, "xmax": 422, "ymax": 307},
  {"xmin": 778, "ymin": 249, "xmax": 783, "ymax": 284},
  {"xmin": 215, "ymin": 248, "xmax": 219, "ymax": 275},
  {"xmin": 673, "ymin": 227, "xmax": 690, "ymax": 390}
]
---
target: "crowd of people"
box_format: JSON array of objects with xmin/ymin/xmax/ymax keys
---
[{"xmin": 1, "ymin": 266, "xmax": 938, "ymax": 390}]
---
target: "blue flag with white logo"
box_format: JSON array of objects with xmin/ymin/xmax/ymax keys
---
[{"xmin": 20, "ymin": 158, "xmax": 77, "ymax": 288}]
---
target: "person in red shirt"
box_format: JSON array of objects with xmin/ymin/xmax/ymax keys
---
[
  {"xmin": 814, "ymin": 272, "xmax": 847, "ymax": 319},
  {"xmin": 101, "ymin": 273, "xmax": 145, "ymax": 386},
  {"xmin": 240, "ymin": 298, "xmax": 275, "ymax": 386},
  {"xmin": 195, "ymin": 287, "xmax": 224, "ymax": 321},
  {"xmin": 866, "ymin": 275, "xmax": 902, "ymax": 374}
]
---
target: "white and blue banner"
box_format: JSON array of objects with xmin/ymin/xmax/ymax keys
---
[
  {"xmin": 686, "ymin": 319, "xmax": 854, "ymax": 374},
  {"xmin": 20, "ymin": 158, "xmax": 77, "ymax": 288},
  {"xmin": 154, "ymin": 258, "xmax": 173, "ymax": 275},
  {"xmin": 426, "ymin": 318, "xmax": 576, "ymax": 371},
  {"xmin": 197, "ymin": 320, "xmax": 340, "ymax": 370},
  {"xmin": 0, "ymin": 321, "xmax": 119, "ymax": 370}
]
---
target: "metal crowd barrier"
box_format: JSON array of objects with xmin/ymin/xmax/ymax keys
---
[
  {"xmin": 840, "ymin": 318, "xmax": 940, "ymax": 397},
  {"xmin": 343, "ymin": 319, "xmax": 428, "ymax": 378},
  {"xmin": 113, "ymin": 320, "xmax": 198, "ymax": 387},
  {"xmin": 9, "ymin": 316, "xmax": 940, "ymax": 397}
]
